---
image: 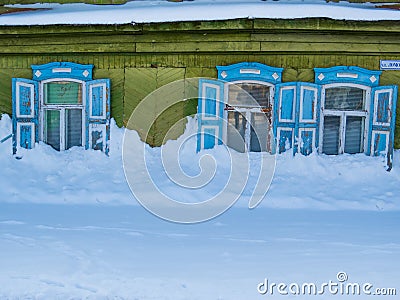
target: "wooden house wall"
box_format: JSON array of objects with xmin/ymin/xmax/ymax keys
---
[{"xmin": 1, "ymin": 18, "xmax": 400, "ymax": 147}]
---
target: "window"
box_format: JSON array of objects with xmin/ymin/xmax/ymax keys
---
[
  {"xmin": 12, "ymin": 62, "xmax": 110, "ymax": 155},
  {"xmin": 225, "ymin": 82, "xmax": 272, "ymax": 153},
  {"xmin": 321, "ymin": 86, "xmax": 368, "ymax": 155},
  {"xmin": 42, "ymin": 80, "xmax": 84, "ymax": 151}
]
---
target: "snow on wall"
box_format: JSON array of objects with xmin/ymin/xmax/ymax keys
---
[
  {"xmin": 2, "ymin": 0, "xmax": 400, "ymax": 26},
  {"xmin": 0, "ymin": 113, "xmax": 399, "ymax": 210}
]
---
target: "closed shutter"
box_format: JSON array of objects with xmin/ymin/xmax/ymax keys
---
[
  {"xmin": 86, "ymin": 79, "xmax": 111, "ymax": 155},
  {"xmin": 274, "ymin": 82, "xmax": 320, "ymax": 155},
  {"xmin": 12, "ymin": 78, "xmax": 39, "ymax": 154},
  {"xmin": 197, "ymin": 79, "xmax": 225, "ymax": 151},
  {"xmin": 369, "ymin": 85, "xmax": 397, "ymax": 169},
  {"xmin": 274, "ymin": 83, "xmax": 296, "ymax": 154}
]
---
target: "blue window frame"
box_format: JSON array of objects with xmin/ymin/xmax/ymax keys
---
[
  {"xmin": 197, "ymin": 63, "xmax": 397, "ymax": 168},
  {"xmin": 12, "ymin": 62, "xmax": 111, "ymax": 155}
]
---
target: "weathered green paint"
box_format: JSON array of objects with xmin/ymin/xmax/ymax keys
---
[{"xmin": 1, "ymin": 18, "xmax": 400, "ymax": 147}]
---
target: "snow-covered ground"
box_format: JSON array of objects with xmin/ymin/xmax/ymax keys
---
[
  {"xmin": 3, "ymin": 0, "xmax": 400, "ymax": 26},
  {"xmin": 0, "ymin": 113, "xmax": 399, "ymax": 299},
  {"xmin": 1, "ymin": 114, "xmax": 399, "ymax": 211}
]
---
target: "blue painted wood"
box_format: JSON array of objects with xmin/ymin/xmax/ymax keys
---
[
  {"xmin": 314, "ymin": 66, "xmax": 382, "ymax": 87},
  {"xmin": 300, "ymin": 130, "xmax": 314, "ymax": 156},
  {"xmin": 0, "ymin": 133, "xmax": 12, "ymax": 143},
  {"xmin": 12, "ymin": 78, "xmax": 39, "ymax": 154},
  {"xmin": 372, "ymin": 132, "xmax": 388, "ymax": 156},
  {"xmin": 217, "ymin": 62, "xmax": 283, "ymax": 84},
  {"xmin": 277, "ymin": 129, "xmax": 293, "ymax": 154},
  {"xmin": 86, "ymin": 79, "xmax": 111, "ymax": 155},
  {"xmin": 31, "ymin": 62, "xmax": 94, "ymax": 81},
  {"xmin": 368, "ymin": 85, "xmax": 397, "ymax": 169},
  {"xmin": 298, "ymin": 83, "xmax": 321, "ymax": 155},
  {"xmin": 274, "ymin": 82, "xmax": 320, "ymax": 155},
  {"xmin": 274, "ymin": 83, "xmax": 296, "ymax": 154},
  {"xmin": 197, "ymin": 79, "xmax": 225, "ymax": 151}
]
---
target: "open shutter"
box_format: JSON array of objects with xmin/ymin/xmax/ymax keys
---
[
  {"xmin": 12, "ymin": 78, "xmax": 39, "ymax": 154},
  {"xmin": 274, "ymin": 83, "xmax": 297, "ymax": 154},
  {"xmin": 196, "ymin": 79, "xmax": 225, "ymax": 151},
  {"xmin": 86, "ymin": 79, "xmax": 111, "ymax": 155},
  {"xmin": 298, "ymin": 83, "xmax": 320, "ymax": 155},
  {"xmin": 369, "ymin": 85, "xmax": 397, "ymax": 169}
]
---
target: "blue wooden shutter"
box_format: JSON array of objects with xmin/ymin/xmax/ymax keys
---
[
  {"xmin": 197, "ymin": 79, "xmax": 225, "ymax": 151},
  {"xmin": 274, "ymin": 83, "xmax": 297, "ymax": 154},
  {"xmin": 12, "ymin": 78, "xmax": 39, "ymax": 154},
  {"xmin": 368, "ymin": 85, "xmax": 397, "ymax": 168},
  {"xmin": 86, "ymin": 79, "xmax": 111, "ymax": 155},
  {"xmin": 298, "ymin": 83, "xmax": 320, "ymax": 155}
]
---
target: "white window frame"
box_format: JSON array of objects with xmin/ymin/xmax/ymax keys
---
[
  {"xmin": 278, "ymin": 86, "xmax": 296, "ymax": 123},
  {"xmin": 16, "ymin": 81, "xmax": 35, "ymax": 118},
  {"xmin": 201, "ymin": 82, "xmax": 222, "ymax": 121},
  {"xmin": 16, "ymin": 122, "xmax": 35, "ymax": 149},
  {"xmin": 39, "ymin": 78, "xmax": 86, "ymax": 151},
  {"xmin": 200, "ymin": 125, "xmax": 220, "ymax": 149},
  {"xmin": 373, "ymin": 88, "xmax": 392, "ymax": 127},
  {"xmin": 89, "ymin": 82, "xmax": 107, "ymax": 119},
  {"xmin": 277, "ymin": 127, "xmax": 294, "ymax": 153},
  {"xmin": 299, "ymin": 86, "xmax": 318, "ymax": 123},
  {"xmin": 89, "ymin": 123, "xmax": 107, "ymax": 152},
  {"xmin": 223, "ymin": 80, "xmax": 274, "ymax": 152},
  {"xmin": 371, "ymin": 130, "xmax": 390, "ymax": 156},
  {"xmin": 298, "ymin": 127, "xmax": 316, "ymax": 154},
  {"xmin": 319, "ymin": 83, "xmax": 370, "ymax": 155}
]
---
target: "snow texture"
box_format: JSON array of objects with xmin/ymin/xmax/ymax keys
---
[
  {"xmin": 2, "ymin": 0, "xmax": 400, "ymax": 26},
  {"xmin": 0, "ymin": 113, "xmax": 399, "ymax": 211},
  {"xmin": 1, "ymin": 113, "xmax": 399, "ymax": 299}
]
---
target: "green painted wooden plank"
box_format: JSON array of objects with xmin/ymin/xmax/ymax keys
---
[
  {"xmin": 0, "ymin": 24, "xmax": 142, "ymax": 35},
  {"xmin": 123, "ymin": 68, "xmax": 157, "ymax": 134},
  {"xmin": 94, "ymin": 68, "xmax": 125, "ymax": 127},
  {"xmin": 0, "ymin": 43, "xmax": 135, "ymax": 53},
  {"xmin": 142, "ymin": 19, "xmax": 254, "ymax": 32},
  {"xmin": 260, "ymin": 41, "xmax": 400, "ymax": 53},
  {"xmin": 0, "ymin": 35, "xmax": 136, "ymax": 46},
  {"xmin": 252, "ymin": 33, "xmax": 400, "ymax": 44},
  {"xmin": 253, "ymin": 18, "xmax": 400, "ymax": 33},
  {"xmin": 136, "ymin": 41, "xmax": 260, "ymax": 53},
  {"xmin": 132, "ymin": 32, "xmax": 252, "ymax": 43}
]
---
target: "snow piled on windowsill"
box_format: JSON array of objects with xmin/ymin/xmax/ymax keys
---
[
  {"xmin": 0, "ymin": 113, "xmax": 399, "ymax": 210},
  {"xmin": 2, "ymin": 0, "xmax": 400, "ymax": 26}
]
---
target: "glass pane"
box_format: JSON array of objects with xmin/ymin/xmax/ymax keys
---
[
  {"xmin": 227, "ymin": 111, "xmax": 246, "ymax": 152},
  {"xmin": 325, "ymin": 87, "xmax": 364, "ymax": 111},
  {"xmin": 250, "ymin": 112, "xmax": 270, "ymax": 152},
  {"xmin": 228, "ymin": 83, "xmax": 270, "ymax": 108},
  {"xmin": 344, "ymin": 116, "xmax": 364, "ymax": 154},
  {"xmin": 44, "ymin": 81, "xmax": 82, "ymax": 105},
  {"xmin": 45, "ymin": 110, "xmax": 60, "ymax": 151},
  {"xmin": 322, "ymin": 116, "xmax": 340, "ymax": 155},
  {"xmin": 66, "ymin": 109, "xmax": 82, "ymax": 149}
]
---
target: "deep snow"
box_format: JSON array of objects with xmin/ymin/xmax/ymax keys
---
[
  {"xmin": 1, "ymin": 113, "xmax": 399, "ymax": 299},
  {"xmin": 1, "ymin": 113, "xmax": 399, "ymax": 211}
]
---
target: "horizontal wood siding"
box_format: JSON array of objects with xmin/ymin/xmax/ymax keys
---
[{"xmin": 1, "ymin": 18, "xmax": 400, "ymax": 146}]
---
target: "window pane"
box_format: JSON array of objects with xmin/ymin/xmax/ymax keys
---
[
  {"xmin": 325, "ymin": 87, "xmax": 364, "ymax": 111},
  {"xmin": 44, "ymin": 81, "xmax": 82, "ymax": 105},
  {"xmin": 344, "ymin": 116, "xmax": 364, "ymax": 154},
  {"xmin": 66, "ymin": 109, "xmax": 82, "ymax": 149},
  {"xmin": 227, "ymin": 111, "xmax": 246, "ymax": 152},
  {"xmin": 322, "ymin": 116, "xmax": 340, "ymax": 155},
  {"xmin": 228, "ymin": 83, "xmax": 270, "ymax": 107},
  {"xmin": 250, "ymin": 112, "xmax": 270, "ymax": 152},
  {"xmin": 45, "ymin": 110, "xmax": 60, "ymax": 151}
]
